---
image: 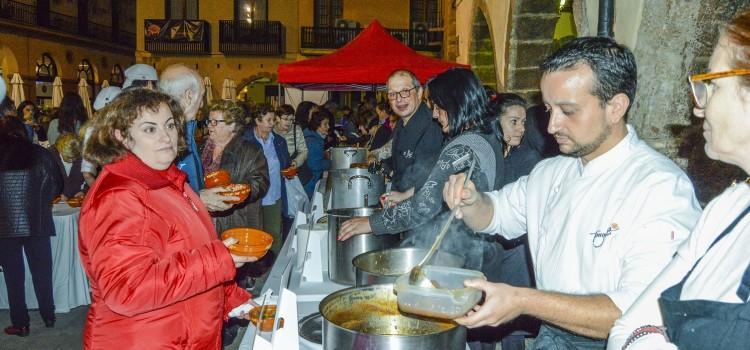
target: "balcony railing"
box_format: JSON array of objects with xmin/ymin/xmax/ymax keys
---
[
  {"xmin": 0, "ymin": 1, "xmax": 134, "ymax": 48},
  {"xmin": 301, "ymin": 26, "xmax": 360, "ymax": 50},
  {"xmin": 219, "ymin": 20, "xmax": 283, "ymax": 56},
  {"xmin": 49, "ymin": 11, "xmax": 78, "ymax": 34},
  {"xmin": 301, "ymin": 26, "xmax": 442, "ymax": 52},
  {"xmin": 144, "ymin": 19, "xmax": 210, "ymax": 54},
  {"xmin": 89, "ymin": 22, "xmax": 112, "ymax": 42},
  {"xmin": 0, "ymin": 0, "xmax": 35, "ymax": 25},
  {"xmin": 117, "ymin": 31, "xmax": 136, "ymax": 47}
]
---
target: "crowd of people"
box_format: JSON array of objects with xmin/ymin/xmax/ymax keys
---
[{"xmin": 0, "ymin": 7, "xmax": 748, "ymax": 350}]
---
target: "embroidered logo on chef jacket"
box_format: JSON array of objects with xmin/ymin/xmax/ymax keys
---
[
  {"xmin": 589, "ymin": 223, "xmax": 620, "ymax": 248},
  {"xmin": 403, "ymin": 149, "xmax": 414, "ymax": 159}
]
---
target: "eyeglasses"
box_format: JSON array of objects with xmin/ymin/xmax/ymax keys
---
[
  {"xmin": 689, "ymin": 69, "xmax": 750, "ymax": 108},
  {"xmin": 387, "ymin": 87, "xmax": 417, "ymax": 100},
  {"xmin": 205, "ymin": 119, "xmax": 231, "ymax": 126}
]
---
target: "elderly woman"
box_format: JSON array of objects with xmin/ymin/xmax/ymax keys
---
[
  {"xmin": 50, "ymin": 133, "xmax": 86, "ymax": 200},
  {"xmin": 608, "ymin": 9, "xmax": 750, "ymax": 350},
  {"xmin": 79, "ymin": 89, "xmax": 255, "ymax": 349},
  {"xmin": 245, "ymin": 104, "xmax": 291, "ymax": 257},
  {"xmin": 274, "ymin": 104, "xmax": 308, "ymax": 168},
  {"xmin": 0, "ymin": 115, "xmax": 62, "ymax": 337},
  {"xmin": 202, "ymin": 100, "xmax": 269, "ymax": 233}
]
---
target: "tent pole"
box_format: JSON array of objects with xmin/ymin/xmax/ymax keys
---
[{"xmin": 278, "ymin": 84, "xmax": 282, "ymax": 105}]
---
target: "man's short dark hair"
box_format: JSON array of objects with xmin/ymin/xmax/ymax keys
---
[{"xmin": 540, "ymin": 37, "xmax": 637, "ymax": 113}]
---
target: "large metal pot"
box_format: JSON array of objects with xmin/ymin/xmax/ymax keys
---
[
  {"xmin": 330, "ymin": 169, "xmax": 385, "ymax": 209},
  {"xmin": 327, "ymin": 208, "xmax": 399, "ymax": 285},
  {"xmin": 330, "ymin": 147, "xmax": 367, "ymax": 170},
  {"xmin": 353, "ymin": 248, "xmax": 465, "ymax": 286},
  {"xmin": 320, "ymin": 284, "xmax": 466, "ymax": 350}
]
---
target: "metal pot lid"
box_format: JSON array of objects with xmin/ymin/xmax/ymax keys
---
[{"xmin": 299, "ymin": 312, "xmax": 323, "ymax": 345}]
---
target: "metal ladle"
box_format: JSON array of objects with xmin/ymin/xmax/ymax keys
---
[{"xmin": 408, "ymin": 159, "xmax": 476, "ymax": 288}]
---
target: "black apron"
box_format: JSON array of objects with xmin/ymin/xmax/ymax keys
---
[{"xmin": 658, "ymin": 205, "xmax": 750, "ymax": 349}]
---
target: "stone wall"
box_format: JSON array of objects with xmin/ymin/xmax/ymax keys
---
[
  {"xmin": 505, "ymin": 0, "xmax": 558, "ymax": 104},
  {"xmin": 629, "ymin": 0, "xmax": 748, "ymax": 203}
]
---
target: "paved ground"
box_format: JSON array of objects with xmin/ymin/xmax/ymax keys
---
[{"xmin": 0, "ymin": 306, "xmax": 247, "ymax": 350}]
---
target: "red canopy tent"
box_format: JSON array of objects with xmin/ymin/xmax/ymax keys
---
[{"xmin": 278, "ymin": 20, "xmax": 469, "ymax": 90}]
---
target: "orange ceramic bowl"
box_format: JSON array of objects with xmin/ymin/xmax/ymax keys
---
[
  {"xmin": 249, "ymin": 305, "xmax": 284, "ymax": 331},
  {"xmin": 51, "ymin": 196, "xmax": 62, "ymax": 204},
  {"xmin": 219, "ymin": 183, "xmax": 251, "ymax": 204},
  {"xmin": 204, "ymin": 169, "xmax": 231, "ymax": 189},
  {"xmin": 221, "ymin": 228, "xmax": 273, "ymax": 258},
  {"xmin": 66, "ymin": 197, "xmax": 83, "ymax": 208},
  {"xmin": 281, "ymin": 166, "xmax": 298, "ymax": 178}
]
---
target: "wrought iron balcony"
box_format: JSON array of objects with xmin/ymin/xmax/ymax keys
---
[
  {"xmin": 300, "ymin": 26, "xmax": 443, "ymax": 52},
  {"xmin": 0, "ymin": 0, "xmax": 35, "ymax": 25},
  {"xmin": 117, "ymin": 31, "xmax": 136, "ymax": 47},
  {"xmin": 219, "ymin": 20, "xmax": 284, "ymax": 56},
  {"xmin": 49, "ymin": 11, "xmax": 78, "ymax": 34},
  {"xmin": 89, "ymin": 22, "xmax": 113, "ymax": 42},
  {"xmin": 144, "ymin": 19, "xmax": 211, "ymax": 55}
]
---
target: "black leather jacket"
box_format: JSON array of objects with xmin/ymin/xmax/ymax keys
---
[{"xmin": 0, "ymin": 144, "xmax": 63, "ymax": 238}]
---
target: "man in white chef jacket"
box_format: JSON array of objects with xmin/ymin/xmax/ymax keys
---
[{"xmin": 442, "ymin": 36, "xmax": 702, "ymax": 349}]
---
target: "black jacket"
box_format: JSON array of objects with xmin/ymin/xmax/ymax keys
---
[
  {"xmin": 0, "ymin": 143, "xmax": 63, "ymax": 238},
  {"xmin": 385, "ymin": 103, "xmax": 444, "ymax": 192},
  {"xmin": 50, "ymin": 148, "xmax": 87, "ymax": 198}
]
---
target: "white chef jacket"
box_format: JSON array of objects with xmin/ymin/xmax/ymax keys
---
[
  {"xmin": 481, "ymin": 125, "xmax": 701, "ymax": 314},
  {"xmin": 608, "ymin": 183, "xmax": 750, "ymax": 350}
]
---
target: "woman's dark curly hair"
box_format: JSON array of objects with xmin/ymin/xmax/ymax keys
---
[{"xmin": 84, "ymin": 89, "xmax": 186, "ymax": 167}]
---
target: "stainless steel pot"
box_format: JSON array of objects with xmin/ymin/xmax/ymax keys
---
[
  {"xmin": 327, "ymin": 208, "xmax": 399, "ymax": 285},
  {"xmin": 330, "ymin": 147, "xmax": 367, "ymax": 170},
  {"xmin": 330, "ymin": 169, "xmax": 385, "ymax": 209},
  {"xmin": 353, "ymin": 248, "xmax": 465, "ymax": 286},
  {"xmin": 320, "ymin": 284, "xmax": 466, "ymax": 350}
]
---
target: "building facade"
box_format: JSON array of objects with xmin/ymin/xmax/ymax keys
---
[
  {"xmin": 0, "ymin": 0, "xmax": 136, "ymax": 107},
  {"xmin": 136, "ymin": 0, "xmax": 445, "ymax": 103}
]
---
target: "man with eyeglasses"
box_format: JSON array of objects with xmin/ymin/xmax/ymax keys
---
[
  {"xmin": 159, "ymin": 64, "xmax": 234, "ymax": 212},
  {"xmin": 381, "ymin": 69, "xmax": 443, "ymax": 202},
  {"xmin": 442, "ymin": 37, "xmax": 702, "ymax": 349}
]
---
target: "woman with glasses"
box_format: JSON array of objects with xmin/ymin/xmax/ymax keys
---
[
  {"xmin": 608, "ymin": 9, "xmax": 750, "ymax": 350},
  {"xmin": 201, "ymin": 100, "xmax": 269, "ymax": 234},
  {"xmin": 274, "ymin": 104, "xmax": 308, "ymax": 168}
]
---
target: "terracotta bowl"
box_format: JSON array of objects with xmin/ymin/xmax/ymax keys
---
[
  {"xmin": 219, "ymin": 183, "xmax": 251, "ymax": 204},
  {"xmin": 221, "ymin": 228, "xmax": 273, "ymax": 258},
  {"xmin": 51, "ymin": 196, "xmax": 62, "ymax": 204},
  {"xmin": 249, "ymin": 305, "xmax": 284, "ymax": 332},
  {"xmin": 204, "ymin": 169, "xmax": 231, "ymax": 189},
  {"xmin": 66, "ymin": 197, "xmax": 83, "ymax": 208},
  {"xmin": 281, "ymin": 166, "xmax": 298, "ymax": 178}
]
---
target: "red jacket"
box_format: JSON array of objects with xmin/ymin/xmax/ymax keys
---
[{"xmin": 78, "ymin": 153, "xmax": 250, "ymax": 349}]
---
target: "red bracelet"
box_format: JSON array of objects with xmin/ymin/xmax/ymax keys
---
[{"xmin": 622, "ymin": 325, "xmax": 669, "ymax": 349}]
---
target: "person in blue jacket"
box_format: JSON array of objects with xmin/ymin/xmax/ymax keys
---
[
  {"xmin": 244, "ymin": 104, "xmax": 292, "ymax": 256},
  {"xmin": 302, "ymin": 109, "xmax": 332, "ymax": 198}
]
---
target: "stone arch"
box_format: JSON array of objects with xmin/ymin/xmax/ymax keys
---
[
  {"xmin": 0, "ymin": 45, "xmax": 19, "ymax": 80},
  {"xmin": 237, "ymin": 72, "xmax": 278, "ymax": 104},
  {"xmin": 469, "ymin": 5, "xmax": 498, "ymax": 90}
]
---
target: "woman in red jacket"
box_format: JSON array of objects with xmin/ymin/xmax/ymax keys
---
[{"xmin": 79, "ymin": 89, "xmax": 256, "ymax": 349}]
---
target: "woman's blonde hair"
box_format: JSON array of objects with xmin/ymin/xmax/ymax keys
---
[
  {"xmin": 54, "ymin": 132, "xmax": 81, "ymax": 161},
  {"xmin": 208, "ymin": 100, "xmax": 245, "ymax": 133},
  {"xmin": 84, "ymin": 89, "xmax": 186, "ymax": 167}
]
